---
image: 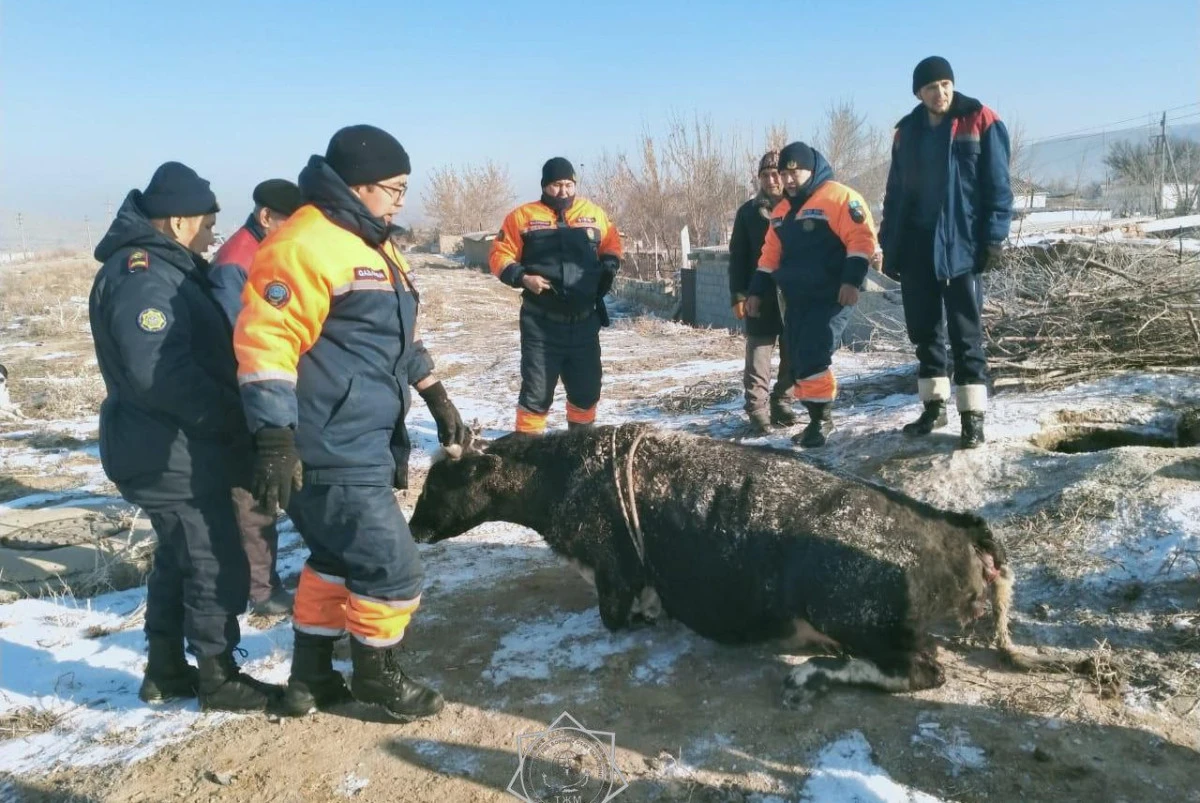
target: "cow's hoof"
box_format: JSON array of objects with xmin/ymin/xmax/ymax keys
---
[{"xmin": 782, "ymin": 663, "xmax": 830, "ymax": 710}]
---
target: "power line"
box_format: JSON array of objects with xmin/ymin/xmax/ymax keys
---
[{"xmin": 1026, "ymin": 101, "xmax": 1200, "ymax": 146}]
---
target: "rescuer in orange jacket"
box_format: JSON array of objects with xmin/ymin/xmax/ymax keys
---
[
  {"xmin": 235, "ymin": 125, "xmax": 470, "ymax": 722},
  {"xmin": 746, "ymin": 141, "xmax": 879, "ymax": 448},
  {"xmin": 489, "ymin": 157, "xmax": 622, "ymax": 434}
]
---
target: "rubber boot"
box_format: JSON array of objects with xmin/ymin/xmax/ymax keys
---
[
  {"xmin": 138, "ymin": 637, "xmax": 198, "ymax": 704},
  {"xmin": 197, "ymin": 652, "xmax": 283, "ymax": 713},
  {"xmin": 567, "ymin": 421, "xmax": 595, "ymax": 432},
  {"xmin": 960, "ymin": 411, "xmax": 986, "ymax": 449},
  {"xmin": 349, "ymin": 639, "xmax": 444, "ymax": 721},
  {"xmin": 274, "ymin": 631, "xmax": 354, "ymax": 717},
  {"xmin": 794, "ymin": 402, "xmax": 834, "ymax": 448},
  {"xmin": 902, "ymin": 400, "xmax": 948, "ymax": 436},
  {"xmin": 769, "ymin": 397, "xmax": 798, "ymax": 427}
]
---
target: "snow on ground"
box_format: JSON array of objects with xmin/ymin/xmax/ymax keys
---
[
  {"xmin": 1, "ymin": 264, "xmax": 1198, "ymax": 788},
  {"xmin": 799, "ymin": 731, "xmax": 947, "ymax": 803}
]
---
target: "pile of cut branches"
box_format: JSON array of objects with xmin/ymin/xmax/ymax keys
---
[{"xmin": 984, "ymin": 240, "xmax": 1200, "ymax": 389}]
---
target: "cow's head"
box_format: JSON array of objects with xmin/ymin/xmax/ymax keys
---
[{"xmin": 409, "ymin": 441, "xmax": 506, "ymax": 543}]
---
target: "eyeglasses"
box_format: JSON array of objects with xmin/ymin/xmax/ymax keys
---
[{"xmin": 373, "ymin": 183, "xmax": 408, "ymax": 204}]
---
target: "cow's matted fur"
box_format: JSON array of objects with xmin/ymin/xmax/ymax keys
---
[{"xmin": 411, "ymin": 423, "xmax": 1029, "ymax": 703}]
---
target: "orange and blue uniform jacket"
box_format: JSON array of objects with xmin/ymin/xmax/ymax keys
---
[
  {"xmin": 750, "ymin": 151, "xmax": 878, "ymax": 402},
  {"xmin": 489, "ymin": 197, "xmax": 622, "ymax": 318},
  {"xmin": 233, "ymin": 158, "xmax": 432, "ymax": 488}
]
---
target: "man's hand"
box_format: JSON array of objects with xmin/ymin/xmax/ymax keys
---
[
  {"xmin": 251, "ymin": 427, "xmax": 303, "ymax": 514},
  {"xmin": 837, "ymin": 284, "xmax": 860, "ymax": 307},
  {"xmin": 732, "ymin": 299, "xmax": 746, "ymax": 320},
  {"xmin": 419, "ymin": 381, "xmax": 470, "ymax": 447},
  {"xmin": 744, "ymin": 296, "xmax": 762, "ymax": 318},
  {"xmin": 977, "ymin": 242, "xmax": 1004, "ymax": 273},
  {"xmin": 521, "ymin": 274, "xmax": 553, "ymax": 294}
]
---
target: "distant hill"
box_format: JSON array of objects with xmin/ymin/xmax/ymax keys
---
[{"xmin": 1027, "ymin": 122, "xmax": 1200, "ymax": 185}]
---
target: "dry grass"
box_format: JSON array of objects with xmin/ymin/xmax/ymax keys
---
[
  {"xmin": 0, "ymin": 705, "xmax": 63, "ymax": 741},
  {"xmin": 0, "ymin": 257, "xmax": 96, "ymax": 330},
  {"xmin": 656, "ymin": 380, "xmax": 741, "ymax": 414}
]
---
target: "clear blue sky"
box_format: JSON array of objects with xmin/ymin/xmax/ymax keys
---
[{"xmin": 2, "ymin": 0, "xmax": 1197, "ymax": 246}]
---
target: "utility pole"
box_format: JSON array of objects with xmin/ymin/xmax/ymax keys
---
[
  {"xmin": 1155, "ymin": 111, "xmax": 1167, "ymax": 216},
  {"xmin": 16, "ymin": 212, "xmax": 27, "ymax": 256},
  {"xmin": 84, "ymin": 215, "xmax": 92, "ymax": 250}
]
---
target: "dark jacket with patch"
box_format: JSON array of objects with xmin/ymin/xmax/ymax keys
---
[
  {"xmin": 208, "ymin": 214, "xmax": 265, "ymax": 326},
  {"xmin": 234, "ymin": 157, "xmax": 431, "ymax": 486},
  {"xmin": 90, "ymin": 192, "xmax": 251, "ymax": 503},
  {"xmin": 879, "ymin": 92, "xmax": 1013, "ymax": 281},
  {"xmin": 728, "ymin": 194, "xmax": 782, "ymax": 337},
  {"xmin": 488, "ymin": 198, "xmax": 622, "ymax": 319}
]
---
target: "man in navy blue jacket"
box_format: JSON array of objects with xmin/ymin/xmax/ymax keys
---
[{"xmin": 879, "ymin": 56, "xmax": 1013, "ymax": 449}]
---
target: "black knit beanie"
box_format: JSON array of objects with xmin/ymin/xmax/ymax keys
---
[
  {"xmin": 325, "ymin": 125, "xmax": 412, "ymax": 186},
  {"xmin": 139, "ymin": 162, "xmax": 219, "ymax": 218},
  {"xmin": 252, "ymin": 179, "xmax": 302, "ymax": 216},
  {"xmin": 541, "ymin": 157, "xmax": 576, "ymax": 187},
  {"xmin": 912, "ymin": 56, "xmax": 954, "ymax": 95},
  {"xmin": 778, "ymin": 142, "xmax": 815, "ymax": 172}
]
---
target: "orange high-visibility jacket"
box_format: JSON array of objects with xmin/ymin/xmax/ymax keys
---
[
  {"xmin": 489, "ymin": 198, "xmax": 622, "ymax": 316},
  {"xmin": 234, "ymin": 185, "xmax": 428, "ymax": 485}
]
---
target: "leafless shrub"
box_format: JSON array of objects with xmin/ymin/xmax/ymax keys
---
[
  {"xmin": 0, "ymin": 705, "xmax": 63, "ymax": 740},
  {"xmin": 421, "ymin": 161, "xmax": 516, "ymax": 235},
  {"xmin": 812, "ymin": 100, "xmax": 890, "ymax": 211}
]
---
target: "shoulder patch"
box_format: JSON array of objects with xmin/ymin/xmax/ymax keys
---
[
  {"xmin": 126, "ymin": 250, "xmax": 149, "ymax": 272},
  {"xmin": 263, "ymin": 281, "xmax": 291, "ymax": 308},
  {"xmin": 848, "ymin": 199, "xmax": 867, "ymax": 224},
  {"xmin": 137, "ymin": 308, "xmax": 167, "ymax": 332}
]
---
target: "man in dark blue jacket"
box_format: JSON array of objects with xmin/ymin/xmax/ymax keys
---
[
  {"xmin": 879, "ymin": 56, "xmax": 1013, "ymax": 448},
  {"xmin": 90, "ymin": 162, "xmax": 282, "ymax": 711}
]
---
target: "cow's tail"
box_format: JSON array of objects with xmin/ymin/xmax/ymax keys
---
[{"xmin": 991, "ymin": 565, "xmax": 1083, "ymax": 674}]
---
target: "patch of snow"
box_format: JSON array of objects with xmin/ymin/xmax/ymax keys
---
[
  {"xmin": 335, "ymin": 772, "xmax": 370, "ymax": 797},
  {"xmin": 800, "ymin": 730, "xmax": 947, "ymax": 803},
  {"xmin": 911, "ymin": 721, "xmax": 988, "ymax": 776},
  {"xmin": 32, "ymin": 352, "xmax": 77, "ymax": 361},
  {"xmin": 404, "ymin": 739, "xmax": 482, "ymax": 777},
  {"xmin": 485, "ymin": 609, "xmax": 694, "ymax": 686}
]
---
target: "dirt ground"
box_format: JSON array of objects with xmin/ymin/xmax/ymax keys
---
[{"xmin": 2, "ymin": 255, "xmax": 1199, "ymax": 802}]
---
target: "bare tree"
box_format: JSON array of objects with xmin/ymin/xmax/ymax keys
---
[
  {"xmin": 664, "ymin": 113, "xmax": 744, "ymax": 246},
  {"xmin": 421, "ymin": 161, "xmax": 516, "ymax": 234},
  {"xmin": 812, "ymin": 100, "xmax": 890, "ymax": 210}
]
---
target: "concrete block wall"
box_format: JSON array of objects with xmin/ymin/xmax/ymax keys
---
[
  {"xmin": 694, "ymin": 249, "xmax": 743, "ymax": 332},
  {"xmin": 612, "ymin": 277, "xmax": 678, "ymax": 318}
]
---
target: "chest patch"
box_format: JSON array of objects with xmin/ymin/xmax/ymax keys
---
[
  {"xmin": 263, "ymin": 281, "xmax": 291, "ymax": 308},
  {"xmin": 354, "ymin": 267, "xmax": 388, "ymax": 282},
  {"xmin": 526, "ymin": 220, "xmax": 553, "ymax": 230},
  {"xmin": 574, "ymin": 216, "xmax": 596, "ymax": 225},
  {"xmin": 137, "ymin": 308, "xmax": 167, "ymax": 332},
  {"xmin": 802, "ymin": 219, "xmax": 816, "ymax": 232}
]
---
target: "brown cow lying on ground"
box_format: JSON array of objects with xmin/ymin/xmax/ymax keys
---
[{"xmin": 410, "ymin": 423, "xmax": 1032, "ymax": 705}]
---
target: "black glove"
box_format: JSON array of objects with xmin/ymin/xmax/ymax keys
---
[
  {"xmin": 251, "ymin": 427, "xmax": 303, "ymax": 514},
  {"xmin": 597, "ymin": 256, "xmax": 619, "ymax": 297},
  {"xmin": 419, "ymin": 381, "xmax": 469, "ymax": 447},
  {"xmin": 977, "ymin": 242, "xmax": 1004, "ymax": 273}
]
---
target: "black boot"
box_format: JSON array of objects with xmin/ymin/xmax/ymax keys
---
[
  {"xmin": 567, "ymin": 421, "xmax": 595, "ymax": 432},
  {"xmin": 138, "ymin": 637, "xmax": 198, "ymax": 704},
  {"xmin": 350, "ymin": 639, "xmax": 444, "ymax": 721},
  {"xmin": 902, "ymin": 401, "xmax": 948, "ymax": 436},
  {"xmin": 747, "ymin": 408, "xmax": 772, "ymax": 435},
  {"xmin": 197, "ymin": 652, "xmax": 283, "ymax": 713},
  {"xmin": 960, "ymin": 411, "xmax": 986, "ymax": 449},
  {"xmin": 769, "ymin": 397, "xmax": 798, "ymax": 427},
  {"xmin": 794, "ymin": 403, "xmax": 834, "ymax": 448},
  {"xmin": 274, "ymin": 631, "xmax": 354, "ymax": 717}
]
